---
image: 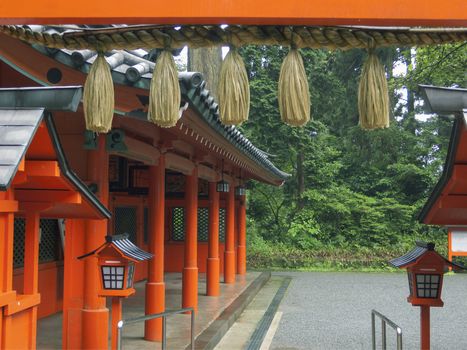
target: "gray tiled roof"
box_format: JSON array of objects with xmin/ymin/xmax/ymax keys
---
[
  {"xmin": 0, "ymin": 108, "xmax": 44, "ymax": 190},
  {"xmin": 25, "ymin": 25, "xmax": 289, "ymax": 182}
]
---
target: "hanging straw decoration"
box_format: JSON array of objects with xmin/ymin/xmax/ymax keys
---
[
  {"xmin": 83, "ymin": 52, "xmax": 115, "ymax": 133},
  {"xmin": 218, "ymin": 47, "xmax": 250, "ymax": 125},
  {"xmin": 148, "ymin": 49, "xmax": 181, "ymax": 128},
  {"xmin": 358, "ymin": 48, "xmax": 390, "ymax": 130},
  {"xmin": 278, "ymin": 46, "xmax": 310, "ymax": 127}
]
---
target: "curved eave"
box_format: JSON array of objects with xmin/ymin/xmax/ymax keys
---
[
  {"xmin": 418, "ymin": 115, "xmax": 464, "ymax": 225},
  {"xmin": 44, "ymin": 113, "xmax": 111, "ymax": 219}
]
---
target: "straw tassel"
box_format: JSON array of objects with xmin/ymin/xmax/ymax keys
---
[
  {"xmin": 278, "ymin": 48, "xmax": 310, "ymax": 127},
  {"xmin": 83, "ymin": 52, "xmax": 115, "ymax": 133},
  {"xmin": 358, "ymin": 50, "xmax": 390, "ymax": 130},
  {"xmin": 148, "ymin": 50, "xmax": 181, "ymax": 128},
  {"xmin": 218, "ymin": 47, "xmax": 250, "ymax": 125}
]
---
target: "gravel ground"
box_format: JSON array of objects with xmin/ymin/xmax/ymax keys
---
[{"xmin": 270, "ymin": 271, "xmax": 467, "ymax": 350}]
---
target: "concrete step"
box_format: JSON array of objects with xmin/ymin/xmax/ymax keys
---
[
  {"xmin": 214, "ymin": 276, "xmax": 291, "ymax": 350},
  {"xmin": 190, "ymin": 271, "xmax": 272, "ymax": 350}
]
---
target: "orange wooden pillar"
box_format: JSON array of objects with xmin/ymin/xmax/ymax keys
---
[
  {"xmin": 82, "ymin": 135, "xmax": 109, "ymax": 350},
  {"xmin": 421, "ymin": 305, "xmax": 430, "ymax": 350},
  {"xmin": 23, "ymin": 212, "xmax": 40, "ymax": 346},
  {"xmin": 206, "ymin": 181, "xmax": 220, "ymax": 296},
  {"xmin": 224, "ymin": 186, "xmax": 235, "ymax": 284},
  {"xmin": 63, "ymin": 219, "xmax": 86, "ymax": 350},
  {"xmin": 237, "ymin": 193, "xmax": 247, "ymax": 275},
  {"xmin": 183, "ymin": 167, "xmax": 198, "ymax": 311},
  {"xmin": 145, "ymin": 155, "xmax": 166, "ymax": 340},
  {"xmin": 0, "ymin": 190, "xmax": 17, "ymax": 349}
]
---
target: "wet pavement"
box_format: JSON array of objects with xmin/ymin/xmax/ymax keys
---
[{"xmin": 270, "ymin": 271, "xmax": 467, "ymax": 350}]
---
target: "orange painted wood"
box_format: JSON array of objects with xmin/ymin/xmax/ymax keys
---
[
  {"xmin": 3, "ymin": 293, "xmax": 40, "ymax": 316},
  {"xmin": 0, "ymin": 200, "xmax": 18, "ymax": 213},
  {"xmin": 111, "ymin": 297, "xmax": 122, "ymax": 350},
  {"xmin": 0, "ymin": 0, "xmax": 465, "ymax": 25},
  {"xmin": 25, "ymin": 160, "xmax": 60, "ymax": 177},
  {"xmin": 18, "ymin": 158, "xmax": 25, "ymax": 172},
  {"xmin": 224, "ymin": 187, "xmax": 235, "ymax": 284},
  {"xmin": 82, "ymin": 135, "xmax": 109, "ymax": 350},
  {"xmin": 13, "ymin": 262, "xmax": 64, "ymax": 318},
  {"xmin": 145, "ymin": 156, "xmax": 166, "ymax": 341},
  {"xmin": 23, "ymin": 213, "xmax": 40, "ymax": 295},
  {"xmin": 0, "ymin": 192, "xmax": 21, "ymax": 349},
  {"xmin": 237, "ymin": 195, "xmax": 247, "ymax": 275},
  {"xmin": 207, "ymin": 182, "xmax": 220, "ymax": 296},
  {"xmin": 182, "ymin": 168, "xmax": 199, "ymax": 312},
  {"xmin": 0, "ymin": 291, "xmax": 16, "ymax": 307},
  {"xmin": 15, "ymin": 190, "xmax": 82, "ymax": 204},
  {"xmin": 62, "ymin": 219, "xmax": 85, "ymax": 350},
  {"xmin": 420, "ymin": 306, "xmax": 430, "ymax": 350}
]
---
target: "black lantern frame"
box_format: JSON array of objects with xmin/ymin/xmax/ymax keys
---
[{"xmin": 217, "ymin": 159, "xmax": 230, "ymax": 193}]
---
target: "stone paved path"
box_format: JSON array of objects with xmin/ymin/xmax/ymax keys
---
[{"xmin": 269, "ymin": 271, "xmax": 467, "ymax": 350}]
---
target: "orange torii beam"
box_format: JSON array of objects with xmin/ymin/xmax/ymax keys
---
[{"xmin": 0, "ymin": 0, "xmax": 465, "ymax": 26}]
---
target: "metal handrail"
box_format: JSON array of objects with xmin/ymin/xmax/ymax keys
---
[
  {"xmin": 371, "ymin": 310, "xmax": 403, "ymax": 350},
  {"xmin": 117, "ymin": 307, "xmax": 195, "ymax": 350}
]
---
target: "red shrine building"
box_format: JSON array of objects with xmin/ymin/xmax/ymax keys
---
[{"xmin": 0, "ymin": 27, "xmax": 288, "ymax": 349}]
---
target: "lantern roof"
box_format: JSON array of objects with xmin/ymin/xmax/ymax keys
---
[
  {"xmin": 389, "ymin": 241, "xmax": 464, "ymax": 270},
  {"xmin": 79, "ymin": 233, "xmax": 153, "ymax": 262}
]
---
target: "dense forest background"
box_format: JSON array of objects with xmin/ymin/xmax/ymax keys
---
[{"xmin": 232, "ymin": 44, "xmax": 467, "ymax": 270}]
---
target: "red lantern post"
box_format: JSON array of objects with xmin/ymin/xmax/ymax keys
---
[
  {"xmin": 390, "ymin": 242, "xmax": 463, "ymax": 350},
  {"xmin": 79, "ymin": 234, "xmax": 153, "ymax": 350}
]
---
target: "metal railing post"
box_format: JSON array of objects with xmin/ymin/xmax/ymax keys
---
[
  {"xmin": 371, "ymin": 310, "xmax": 403, "ymax": 350},
  {"xmin": 117, "ymin": 320, "xmax": 124, "ymax": 350},
  {"xmin": 371, "ymin": 312, "xmax": 376, "ymax": 350},
  {"xmin": 162, "ymin": 316, "xmax": 167, "ymax": 350},
  {"xmin": 115, "ymin": 307, "xmax": 195, "ymax": 350},
  {"xmin": 381, "ymin": 319, "xmax": 387, "ymax": 350},
  {"xmin": 396, "ymin": 327, "xmax": 403, "ymax": 350},
  {"xmin": 191, "ymin": 310, "xmax": 195, "ymax": 350}
]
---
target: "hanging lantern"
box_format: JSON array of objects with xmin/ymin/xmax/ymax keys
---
[
  {"xmin": 83, "ymin": 52, "xmax": 115, "ymax": 133},
  {"xmin": 216, "ymin": 159, "xmax": 230, "ymax": 193},
  {"xmin": 235, "ymin": 186, "xmax": 247, "ymax": 196}
]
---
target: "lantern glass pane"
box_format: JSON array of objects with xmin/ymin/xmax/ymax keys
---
[
  {"xmin": 127, "ymin": 263, "xmax": 135, "ymax": 288},
  {"xmin": 101, "ymin": 265, "xmax": 126, "ymax": 290},
  {"xmin": 415, "ymin": 274, "xmax": 440, "ymax": 299},
  {"xmin": 216, "ymin": 181, "xmax": 229, "ymax": 193},
  {"xmin": 407, "ymin": 272, "xmax": 413, "ymax": 296}
]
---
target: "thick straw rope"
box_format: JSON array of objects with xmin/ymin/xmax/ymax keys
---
[
  {"xmin": 148, "ymin": 50, "xmax": 181, "ymax": 128},
  {"xmin": 278, "ymin": 48, "xmax": 310, "ymax": 127},
  {"xmin": 83, "ymin": 53, "xmax": 114, "ymax": 133},
  {"xmin": 358, "ymin": 50, "xmax": 390, "ymax": 130},
  {"xmin": 1, "ymin": 25, "xmax": 465, "ymax": 52},
  {"xmin": 218, "ymin": 48, "xmax": 250, "ymax": 125}
]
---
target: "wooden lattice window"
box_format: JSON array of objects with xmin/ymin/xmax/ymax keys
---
[{"xmin": 114, "ymin": 206, "xmax": 137, "ymax": 243}]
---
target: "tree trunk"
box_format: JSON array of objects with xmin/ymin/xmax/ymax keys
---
[
  {"xmin": 297, "ymin": 151, "xmax": 305, "ymax": 210},
  {"xmin": 188, "ymin": 47, "xmax": 223, "ymax": 99}
]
